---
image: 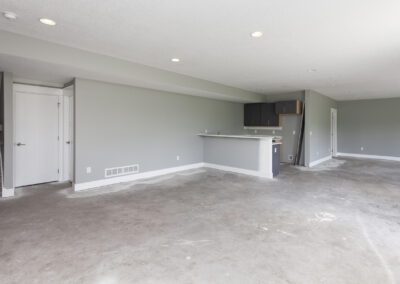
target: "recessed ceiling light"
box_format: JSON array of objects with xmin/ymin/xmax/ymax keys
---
[
  {"xmin": 39, "ymin": 18, "xmax": 56, "ymax": 26},
  {"xmin": 3, "ymin": 11, "xmax": 17, "ymax": 20},
  {"xmin": 308, "ymin": 68, "xmax": 317, "ymax": 73},
  {"xmin": 171, "ymin": 58, "xmax": 180, "ymax": 63},
  {"xmin": 251, "ymin": 31, "xmax": 263, "ymax": 38}
]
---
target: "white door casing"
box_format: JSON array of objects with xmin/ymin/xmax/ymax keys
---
[
  {"xmin": 14, "ymin": 84, "xmax": 62, "ymax": 187},
  {"xmin": 331, "ymin": 108, "xmax": 338, "ymax": 157},
  {"xmin": 62, "ymin": 86, "xmax": 74, "ymax": 182}
]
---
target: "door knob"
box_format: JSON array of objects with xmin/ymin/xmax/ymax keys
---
[
  {"xmin": 16, "ymin": 142, "xmax": 26, "ymax": 146},
  {"xmin": 66, "ymin": 141, "xmax": 71, "ymax": 144}
]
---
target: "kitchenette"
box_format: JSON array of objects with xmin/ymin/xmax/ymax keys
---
[{"xmin": 198, "ymin": 99, "xmax": 303, "ymax": 179}]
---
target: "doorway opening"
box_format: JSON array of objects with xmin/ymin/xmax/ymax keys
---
[{"xmin": 14, "ymin": 83, "xmax": 74, "ymax": 188}]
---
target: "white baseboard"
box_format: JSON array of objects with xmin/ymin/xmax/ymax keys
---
[
  {"xmin": 203, "ymin": 163, "xmax": 273, "ymax": 179},
  {"xmin": 309, "ymin": 155, "xmax": 332, "ymax": 168},
  {"xmin": 337, "ymin": 153, "xmax": 400, "ymax": 162},
  {"xmin": 1, "ymin": 187, "xmax": 15, "ymax": 198},
  {"xmin": 74, "ymin": 163, "xmax": 204, "ymax": 191},
  {"xmin": 74, "ymin": 161, "xmax": 275, "ymax": 191}
]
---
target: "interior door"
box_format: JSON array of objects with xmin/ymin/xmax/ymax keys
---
[{"xmin": 15, "ymin": 89, "xmax": 60, "ymax": 187}]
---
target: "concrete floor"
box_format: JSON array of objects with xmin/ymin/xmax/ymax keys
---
[{"xmin": 1, "ymin": 158, "xmax": 399, "ymax": 284}]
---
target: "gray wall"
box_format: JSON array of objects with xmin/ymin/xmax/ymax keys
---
[
  {"xmin": 0, "ymin": 30, "xmax": 264, "ymax": 103},
  {"xmin": 1, "ymin": 72, "xmax": 14, "ymax": 189},
  {"xmin": 247, "ymin": 91, "xmax": 305, "ymax": 164},
  {"xmin": 203, "ymin": 137, "xmax": 260, "ymax": 170},
  {"xmin": 74, "ymin": 78, "xmax": 245, "ymax": 184},
  {"xmin": 337, "ymin": 98, "xmax": 400, "ymax": 157},
  {"xmin": 305, "ymin": 90, "xmax": 337, "ymax": 166}
]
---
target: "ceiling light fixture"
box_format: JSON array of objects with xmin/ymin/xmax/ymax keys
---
[
  {"xmin": 171, "ymin": 58, "xmax": 180, "ymax": 63},
  {"xmin": 308, "ymin": 68, "xmax": 317, "ymax": 73},
  {"xmin": 3, "ymin": 11, "xmax": 17, "ymax": 20},
  {"xmin": 39, "ymin": 18, "xmax": 56, "ymax": 26},
  {"xmin": 251, "ymin": 31, "xmax": 263, "ymax": 38}
]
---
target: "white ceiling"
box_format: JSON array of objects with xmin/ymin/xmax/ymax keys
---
[{"xmin": 1, "ymin": 0, "xmax": 400, "ymax": 100}]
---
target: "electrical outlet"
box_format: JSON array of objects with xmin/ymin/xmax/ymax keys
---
[
  {"xmin": 288, "ymin": 155, "xmax": 294, "ymax": 161},
  {"xmin": 86, "ymin": 167, "xmax": 92, "ymax": 174},
  {"xmin": 272, "ymin": 130, "xmax": 275, "ymax": 134},
  {"xmin": 310, "ymin": 131, "xmax": 313, "ymax": 136},
  {"xmin": 204, "ymin": 129, "xmax": 208, "ymax": 133},
  {"xmin": 293, "ymin": 130, "xmax": 296, "ymax": 135},
  {"xmin": 361, "ymin": 147, "xmax": 364, "ymax": 151},
  {"xmin": 254, "ymin": 129, "xmax": 258, "ymax": 134},
  {"xmin": 176, "ymin": 155, "xmax": 180, "ymax": 161}
]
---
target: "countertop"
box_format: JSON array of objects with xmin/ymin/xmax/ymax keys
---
[{"xmin": 197, "ymin": 133, "xmax": 282, "ymax": 141}]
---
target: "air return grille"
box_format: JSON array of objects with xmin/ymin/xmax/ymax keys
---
[{"xmin": 105, "ymin": 164, "xmax": 139, "ymax": 178}]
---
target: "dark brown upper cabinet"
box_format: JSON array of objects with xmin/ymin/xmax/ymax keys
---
[
  {"xmin": 260, "ymin": 103, "xmax": 278, "ymax": 127},
  {"xmin": 275, "ymin": 100, "xmax": 303, "ymax": 115},
  {"xmin": 244, "ymin": 103, "xmax": 262, "ymax": 126},
  {"xmin": 244, "ymin": 103, "xmax": 279, "ymax": 127}
]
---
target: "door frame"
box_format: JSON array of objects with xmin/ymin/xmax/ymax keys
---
[
  {"xmin": 330, "ymin": 108, "xmax": 338, "ymax": 157},
  {"xmin": 13, "ymin": 84, "xmax": 64, "ymax": 186},
  {"xmin": 62, "ymin": 86, "xmax": 74, "ymax": 182}
]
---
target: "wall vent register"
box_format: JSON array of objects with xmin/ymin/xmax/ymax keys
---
[{"xmin": 105, "ymin": 164, "xmax": 139, "ymax": 178}]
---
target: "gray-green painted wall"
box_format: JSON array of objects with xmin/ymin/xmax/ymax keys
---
[
  {"xmin": 305, "ymin": 90, "xmax": 337, "ymax": 166},
  {"xmin": 337, "ymin": 97, "xmax": 400, "ymax": 157},
  {"xmin": 203, "ymin": 137, "xmax": 260, "ymax": 171},
  {"xmin": 74, "ymin": 79, "xmax": 245, "ymax": 184}
]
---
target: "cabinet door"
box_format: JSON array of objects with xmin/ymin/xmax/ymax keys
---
[
  {"xmin": 272, "ymin": 144, "xmax": 280, "ymax": 177},
  {"xmin": 244, "ymin": 104, "xmax": 261, "ymax": 126},
  {"xmin": 269, "ymin": 112, "xmax": 279, "ymax": 126},
  {"xmin": 275, "ymin": 100, "xmax": 301, "ymax": 114},
  {"xmin": 260, "ymin": 103, "xmax": 275, "ymax": 126}
]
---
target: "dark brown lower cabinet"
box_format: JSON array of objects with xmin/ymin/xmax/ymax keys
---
[{"xmin": 272, "ymin": 144, "xmax": 280, "ymax": 177}]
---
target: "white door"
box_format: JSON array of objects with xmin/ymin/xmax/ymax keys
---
[
  {"xmin": 63, "ymin": 93, "xmax": 74, "ymax": 182},
  {"xmin": 331, "ymin": 108, "xmax": 338, "ymax": 157},
  {"xmin": 15, "ymin": 86, "xmax": 60, "ymax": 187}
]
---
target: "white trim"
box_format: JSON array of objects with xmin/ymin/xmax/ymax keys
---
[
  {"xmin": 57, "ymin": 95, "xmax": 63, "ymax": 182},
  {"xmin": 244, "ymin": 126, "xmax": 283, "ymax": 130},
  {"xmin": 74, "ymin": 161, "xmax": 275, "ymax": 192},
  {"xmin": 13, "ymin": 83, "xmax": 62, "ymax": 96},
  {"xmin": 1, "ymin": 187, "xmax": 15, "ymax": 198},
  {"xmin": 74, "ymin": 163, "xmax": 204, "ymax": 191},
  {"xmin": 203, "ymin": 163, "xmax": 273, "ymax": 179},
  {"xmin": 61, "ymin": 90, "xmax": 74, "ymax": 182},
  {"xmin": 309, "ymin": 155, "xmax": 332, "ymax": 167},
  {"xmin": 330, "ymin": 108, "xmax": 337, "ymax": 157},
  {"xmin": 337, "ymin": 153, "xmax": 400, "ymax": 162}
]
